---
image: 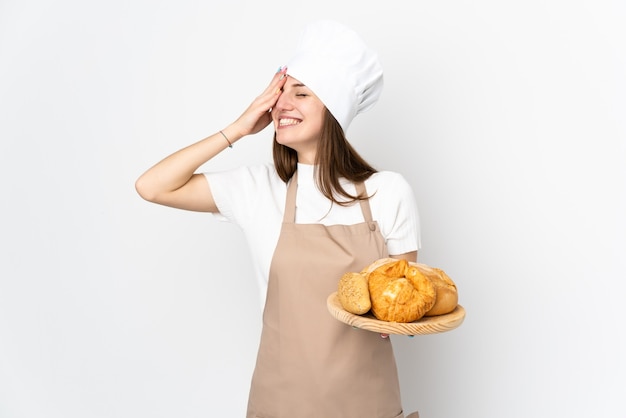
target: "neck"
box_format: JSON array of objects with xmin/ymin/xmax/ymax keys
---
[{"xmin": 297, "ymin": 150, "xmax": 316, "ymax": 165}]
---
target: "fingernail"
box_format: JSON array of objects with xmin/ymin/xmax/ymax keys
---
[
  {"xmin": 408, "ymin": 335, "xmax": 414, "ymax": 338},
  {"xmin": 276, "ymin": 66, "xmax": 283, "ymax": 73},
  {"xmin": 279, "ymin": 73, "xmax": 286, "ymax": 80},
  {"xmin": 352, "ymin": 326, "xmax": 358, "ymax": 330},
  {"xmin": 381, "ymin": 334, "xmax": 389, "ymax": 339}
]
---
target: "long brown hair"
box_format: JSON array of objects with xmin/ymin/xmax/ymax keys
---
[{"xmin": 273, "ymin": 109, "xmax": 377, "ymax": 206}]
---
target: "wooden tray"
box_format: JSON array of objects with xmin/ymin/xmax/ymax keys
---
[{"xmin": 327, "ymin": 292, "xmax": 466, "ymax": 336}]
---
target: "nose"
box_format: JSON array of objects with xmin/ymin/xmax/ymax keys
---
[{"xmin": 275, "ymin": 90, "xmax": 293, "ymax": 111}]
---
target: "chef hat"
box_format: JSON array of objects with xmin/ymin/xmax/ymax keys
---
[{"xmin": 286, "ymin": 20, "xmax": 384, "ymax": 133}]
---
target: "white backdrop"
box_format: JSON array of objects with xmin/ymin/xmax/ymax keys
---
[{"xmin": 1, "ymin": 1, "xmax": 625, "ymax": 417}]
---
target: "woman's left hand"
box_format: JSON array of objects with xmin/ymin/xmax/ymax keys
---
[{"xmin": 229, "ymin": 66, "xmax": 289, "ymax": 138}]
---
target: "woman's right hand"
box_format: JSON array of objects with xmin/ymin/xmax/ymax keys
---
[{"xmin": 229, "ymin": 66, "xmax": 288, "ymax": 138}]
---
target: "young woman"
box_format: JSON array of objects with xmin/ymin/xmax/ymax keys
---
[{"xmin": 136, "ymin": 20, "xmax": 420, "ymax": 418}]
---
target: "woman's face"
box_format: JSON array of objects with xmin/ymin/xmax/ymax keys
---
[{"xmin": 272, "ymin": 76, "xmax": 326, "ymax": 163}]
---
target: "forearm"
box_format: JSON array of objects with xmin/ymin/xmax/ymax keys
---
[
  {"xmin": 390, "ymin": 251, "xmax": 418, "ymax": 262},
  {"xmin": 135, "ymin": 125, "xmax": 242, "ymax": 202}
]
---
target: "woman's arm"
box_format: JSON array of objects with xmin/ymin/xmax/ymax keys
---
[
  {"xmin": 134, "ymin": 131, "xmax": 234, "ymax": 212},
  {"xmin": 390, "ymin": 251, "xmax": 417, "ymax": 263},
  {"xmin": 134, "ymin": 67, "xmax": 288, "ymax": 212}
]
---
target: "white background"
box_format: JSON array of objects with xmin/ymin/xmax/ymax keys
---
[{"xmin": 1, "ymin": 1, "xmax": 625, "ymax": 417}]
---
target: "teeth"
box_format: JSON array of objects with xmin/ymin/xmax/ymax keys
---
[{"xmin": 279, "ymin": 118, "xmax": 300, "ymax": 126}]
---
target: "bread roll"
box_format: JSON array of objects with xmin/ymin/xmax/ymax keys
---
[
  {"xmin": 360, "ymin": 257, "xmax": 398, "ymax": 275},
  {"xmin": 337, "ymin": 272, "xmax": 371, "ymax": 315},
  {"xmin": 412, "ymin": 263, "xmax": 458, "ymax": 316},
  {"xmin": 367, "ymin": 259, "xmax": 436, "ymax": 323}
]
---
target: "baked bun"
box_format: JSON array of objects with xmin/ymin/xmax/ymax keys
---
[
  {"xmin": 366, "ymin": 259, "xmax": 436, "ymax": 323},
  {"xmin": 412, "ymin": 263, "xmax": 458, "ymax": 316},
  {"xmin": 337, "ymin": 272, "xmax": 371, "ymax": 315},
  {"xmin": 360, "ymin": 257, "xmax": 398, "ymax": 275}
]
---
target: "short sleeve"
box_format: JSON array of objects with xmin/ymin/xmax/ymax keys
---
[
  {"xmin": 369, "ymin": 172, "xmax": 421, "ymax": 256},
  {"xmin": 203, "ymin": 164, "xmax": 283, "ymax": 230}
]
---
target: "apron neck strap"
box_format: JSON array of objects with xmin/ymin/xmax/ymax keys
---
[
  {"xmin": 283, "ymin": 170, "xmax": 374, "ymax": 224},
  {"xmin": 284, "ymin": 170, "xmax": 298, "ymax": 223}
]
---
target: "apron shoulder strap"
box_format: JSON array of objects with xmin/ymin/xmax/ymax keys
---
[
  {"xmin": 283, "ymin": 170, "xmax": 298, "ymax": 223},
  {"xmin": 355, "ymin": 181, "xmax": 375, "ymax": 225}
]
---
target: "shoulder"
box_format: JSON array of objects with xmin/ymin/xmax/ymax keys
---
[
  {"xmin": 365, "ymin": 170, "xmax": 419, "ymax": 220},
  {"xmin": 365, "ymin": 170, "xmax": 414, "ymax": 195}
]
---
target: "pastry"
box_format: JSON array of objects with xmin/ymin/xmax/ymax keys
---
[{"xmin": 367, "ymin": 259, "xmax": 436, "ymax": 323}]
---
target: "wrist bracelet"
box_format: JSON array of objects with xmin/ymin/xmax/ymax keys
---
[{"xmin": 219, "ymin": 130, "xmax": 233, "ymax": 148}]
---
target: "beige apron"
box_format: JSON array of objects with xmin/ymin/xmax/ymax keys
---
[{"xmin": 247, "ymin": 172, "xmax": 405, "ymax": 418}]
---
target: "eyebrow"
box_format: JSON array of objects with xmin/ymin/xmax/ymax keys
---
[{"xmin": 283, "ymin": 83, "xmax": 308, "ymax": 90}]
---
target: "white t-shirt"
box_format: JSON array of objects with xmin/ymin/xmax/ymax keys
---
[{"xmin": 204, "ymin": 163, "xmax": 420, "ymax": 307}]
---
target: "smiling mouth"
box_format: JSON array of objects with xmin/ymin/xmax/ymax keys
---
[{"xmin": 279, "ymin": 118, "xmax": 301, "ymax": 127}]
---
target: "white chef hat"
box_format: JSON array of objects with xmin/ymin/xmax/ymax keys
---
[{"xmin": 286, "ymin": 20, "xmax": 384, "ymax": 133}]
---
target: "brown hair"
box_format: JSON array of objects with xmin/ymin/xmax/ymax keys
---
[{"xmin": 273, "ymin": 109, "xmax": 377, "ymax": 206}]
